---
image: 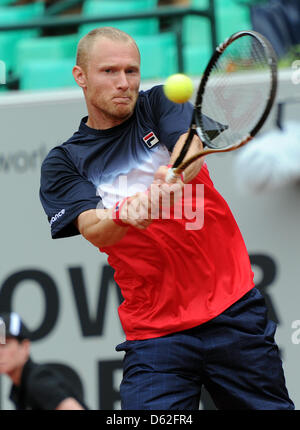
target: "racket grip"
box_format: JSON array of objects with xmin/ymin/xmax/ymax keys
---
[{"xmin": 166, "ymin": 166, "xmax": 184, "ymax": 183}]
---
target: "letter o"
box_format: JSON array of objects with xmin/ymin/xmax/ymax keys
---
[{"xmin": 0, "ymin": 269, "xmax": 59, "ymax": 341}]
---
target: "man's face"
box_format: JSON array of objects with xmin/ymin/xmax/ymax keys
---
[
  {"xmin": 81, "ymin": 37, "xmax": 141, "ymax": 127},
  {"xmin": 0, "ymin": 338, "xmax": 28, "ymax": 375}
]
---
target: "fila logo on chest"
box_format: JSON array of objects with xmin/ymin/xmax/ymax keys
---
[{"xmin": 143, "ymin": 131, "xmax": 159, "ymax": 148}]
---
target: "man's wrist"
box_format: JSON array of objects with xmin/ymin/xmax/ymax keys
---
[{"xmin": 112, "ymin": 198, "xmax": 129, "ymax": 227}]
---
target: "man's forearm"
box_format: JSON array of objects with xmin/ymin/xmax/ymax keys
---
[
  {"xmin": 169, "ymin": 132, "xmax": 204, "ymax": 183},
  {"xmin": 76, "ymin": 194, "xmax": 154, "ymax": 248},
  {"xmin": 76, "ymin": 207, "xmax": 129, "ymax": 248},
  {"xmin": 76, "ymin": 164, "xmax": 187, "ymax": 248}
]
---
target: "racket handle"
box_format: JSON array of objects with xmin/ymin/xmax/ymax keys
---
[{"xmin": 166, "ymin": 166, "xmax": 184, "ymax": 183}]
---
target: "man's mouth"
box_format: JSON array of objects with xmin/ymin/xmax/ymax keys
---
[{"xmin": 113, "ymin": 96, "xmax": 131, "ymax": 103}]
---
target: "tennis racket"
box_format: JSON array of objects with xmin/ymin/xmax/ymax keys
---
[{"xmin": 166, "ymin": 30, "xmax": 278, "ymax": 182}]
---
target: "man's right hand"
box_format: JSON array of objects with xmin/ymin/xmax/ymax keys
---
[{"xmin": 117, "ymin": 166, "xmax": 184, "ymax": 229}]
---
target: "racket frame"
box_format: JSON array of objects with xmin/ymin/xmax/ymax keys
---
[{"xmin": 168, "ymin": 30, "xmax": 278, "ymax": 180}]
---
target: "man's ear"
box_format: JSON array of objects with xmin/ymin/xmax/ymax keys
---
[{"xmin": 72, "ymin": 65, "xmax": 87, "ymax": 88}]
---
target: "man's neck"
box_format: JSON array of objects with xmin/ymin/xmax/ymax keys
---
[
  {"xmin": 8, "ymin": 364, "xmax": 24, "ymax": 386},
  {"xmin": 86, "ymin": 113, "xmax": 130, "ymax": 130}
]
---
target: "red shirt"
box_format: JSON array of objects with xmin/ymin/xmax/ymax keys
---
[{"xmin": 101, "ymin": 164, "xmax": 254, "ymax": 340}]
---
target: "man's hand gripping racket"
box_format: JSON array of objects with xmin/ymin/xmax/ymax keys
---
[{"xmin": 166, "ymin": 30, "xmax": 278, "ymax": 183}]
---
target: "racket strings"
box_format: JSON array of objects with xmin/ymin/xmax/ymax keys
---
[{"xmin": 200, "ymin": 35, "xmax": 273, "ymax": 149}]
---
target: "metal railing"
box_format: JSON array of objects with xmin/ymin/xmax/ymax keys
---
[{"xmin": 0, "ymin": 2, "xmax": 217, "ymax": 75}]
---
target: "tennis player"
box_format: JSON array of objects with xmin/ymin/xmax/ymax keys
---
[{"xmin": 39, "ymin": 27, "xmax": 294, "ymax": 410}]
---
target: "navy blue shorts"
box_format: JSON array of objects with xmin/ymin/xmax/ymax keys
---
[{"xmin": 116, "ymin": 287, "xmax": 294, "ymax": 410}]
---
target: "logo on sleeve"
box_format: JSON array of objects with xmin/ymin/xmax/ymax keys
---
[
  {"xmin": 50, "ymin": 209, "xmax": 65, "ymax": 226},
  {"xmin": 143, "ymin": 131, "xmax": 159, "ymax": 148}
]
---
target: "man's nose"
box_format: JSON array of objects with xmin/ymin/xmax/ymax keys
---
[{"xmin": 117, "ymin": 71, "xmax": 129, "ymax": 90}]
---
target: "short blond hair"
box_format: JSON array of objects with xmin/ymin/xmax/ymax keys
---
[{"xmin": 76, "ymin": 27, "xmax": 140, "ymax": 71}]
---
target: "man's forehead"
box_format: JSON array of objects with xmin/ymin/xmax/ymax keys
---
[
  {"xmin": 91, "ymin": 36, "xmax": 140, "ymax": 59},
  {"xmin": 0, "ymin": 336, "xmax": 18, "ymax": 344}
]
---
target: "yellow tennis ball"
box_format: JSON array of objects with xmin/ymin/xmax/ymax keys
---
[{"xmin": 163, "ymin": 73, "xmax": 194, "ymax": 103}]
